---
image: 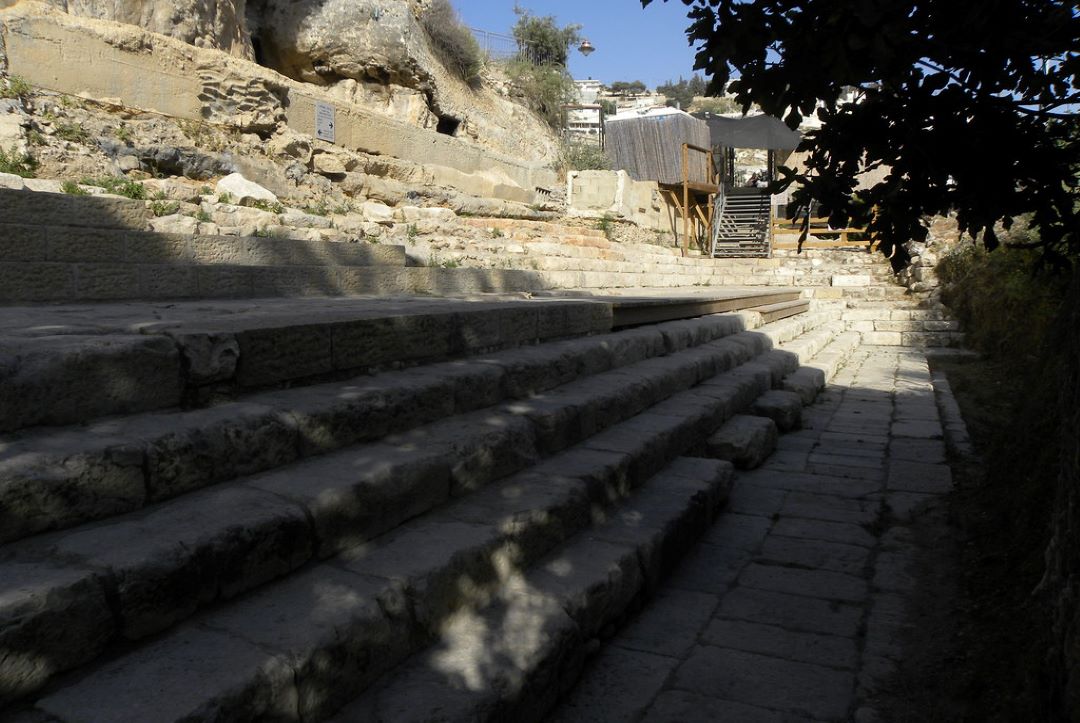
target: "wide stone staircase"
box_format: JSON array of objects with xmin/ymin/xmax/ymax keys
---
[
  {"xmin": 0, "ymin": 282, "xmax": 862, "ymax": 720},
  {"xmin": 1, "ymin": 177, "xmax": 969, "ymax": 720}
]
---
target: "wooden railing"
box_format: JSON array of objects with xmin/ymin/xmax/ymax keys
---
[
  {"xmin": 658, "ymin": 143, "xmax": 720, "ymax": 256},
  {"xmin": 771, "ymin": 216, "xmax": 880, "ymax": 250}
]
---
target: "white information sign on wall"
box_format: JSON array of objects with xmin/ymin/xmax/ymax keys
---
[{"xmin": 315, "ymin": 102, "xmax": 336, "ymax": 143}]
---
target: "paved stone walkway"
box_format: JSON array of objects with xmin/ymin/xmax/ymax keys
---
[{"xmin": 550, "ymin": 346, "xmax": 952, "ymax": 722}]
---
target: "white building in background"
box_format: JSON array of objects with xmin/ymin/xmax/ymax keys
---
[
  {"xmin": 564, "ymin": 105, "xmax": 604, "ymax": 144},
  {"xmin": 573, "ymin": 78, "xmax": 603, "ymax": 104}
]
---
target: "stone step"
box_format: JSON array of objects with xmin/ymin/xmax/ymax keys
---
[
  {"xmin": 841, "ymin": 308, "xmax": 951, "ymax": 322},
  {"xmin": 335, "ymin": 309, "xmax": 866, "ymax": 721},
  {"xmin": 542, "ymin": 297, "xmax": 867, "ymax": 722},
  {"xmin": 0, "ymin": 291, "xmax": 801, "ymax": 437},
  {"xmin": 747, "ymin": 298, "xmax": 810, "ymax": 324},
  {"xmin": 862, "ymin": 330, "xmax": 966, "ymax": 348},
  {"xmin": 798, "ymin": 330, "xmax": 863, "ymax": 383},
  {"xmin": 459, "ymin": 216, "xmax": 608, "ymax": 240},
  {"xmin": 1, "ymin": 313, "xmax": 830, "ymax": 708},
  {"xmin": 0, "ymin": 251, "xmax": 888, "ymax": 303},
  {"xmin": 0, "ymin": 186, "xmax": 152, "ymax": 231},
  {"xmin": 0, "ymin": 260, "xmax": 593, "ymax": 303},
  {"xmin": 846, "ymin": 318, "xmax": 961, "ymax": 334},
  {"xmin": 0, "ymin": 296, "xmax": 611, "ymax": 434},
  {"xmin": 0, "ymin": 306, "xmax": 823, "ymax": 544},
  {"xmin": 418, "ymin": 244, "xmax": 869, "ymax": 286},
  {"xmin": 0, "ymin": 306, "xmax": 833, "ymax": 713},
  {"xmin": 336, "ymin": 459, "xmax": 732, "ymax": 723},
  {"xmin": 0, "ymin": 260, "xmax": 413, "ymax": 304},
  {"xmin": 706, "ymin": 414, "xmax": 779, "ymax": 469},
  {"xmin": 0, "ymin": 225, "xmax": 405, "ymax": 269},
  {"xmin": 28, "ymin": 455, "xmax": 733, "ymax": 723}
]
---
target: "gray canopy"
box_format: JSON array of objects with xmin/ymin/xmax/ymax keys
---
[{"xmin": 693, "ymin": 113, "xmax": 802, "ymax": 150}]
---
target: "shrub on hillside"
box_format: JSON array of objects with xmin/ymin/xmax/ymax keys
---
[
  {"xmin": 937, "ymin": 240, "xmax": 1067, "ymax": 364},
  {"xmin": 0, "ymin": 146, "xmax": 38, "ymax": 178},
  {"xmin": 558, "ymin": 141, "xmax": 610, "ymax": 173},
  {"xmin": 506, "ymin": 59, "xmax": 576, "ymax": 129},
  {"xmin": 422, "ymin": 0, "xmax": 483, "ymax": 86},
  {"xmin": 936, "ymin": 232, "xmax": 1078, "ymax": 717}
]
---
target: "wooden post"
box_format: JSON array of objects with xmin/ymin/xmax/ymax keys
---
[
  {"xmin": 706, "ymin": 149, "xmax": 715, "ymax": 257},
  {"xmin": 681, "ymin": 143, "xmax": 690, "ymax": 257}
]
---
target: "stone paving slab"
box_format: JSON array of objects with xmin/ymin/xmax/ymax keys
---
[{"xmin": 549, "ymin": 345, "xmax": 957, "ymax": 722}]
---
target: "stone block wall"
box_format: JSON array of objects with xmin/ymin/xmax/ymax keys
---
[
  {"xmin": 0, "ymin": 3, "xmax": 556, "ymax": 203},
  {"xmin": 566, "ymin": 170, "xmax": 673, "ymax": 232}
]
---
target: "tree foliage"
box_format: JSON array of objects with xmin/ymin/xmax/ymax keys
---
[
  {"xmin": 608, "ymin": 80, "xmax": 648, "ymax": 95},
  {"xmin": 506, "ymin": 60, "xmax": 577, "ymax": 129},
  {"xmin": 656, "ymin": 74, "xmax": 707, "ymax": 109},
  {"xmin": 512, "ymin": 4, "xmax": 581, "ymax": 67},
  {"xmin": 421, "ymin": 0, "xmax": 483, "ymax": 85},
  {"xmin": 693, "ymin": 96, "xmax": 743, "ymax": 115},
  {"xmin": 643, "ymin": 0, "xmax": 1080, "ymax": 262},
  {"xmin": 507, "ymin": 6, "xmax": 581, "ymax": 129}
]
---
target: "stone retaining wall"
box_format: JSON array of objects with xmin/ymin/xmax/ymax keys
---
[{"xmin": 0, "ymin": 4, "xmax": 555, "ymax": 203}]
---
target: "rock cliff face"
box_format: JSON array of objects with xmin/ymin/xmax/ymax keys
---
[
  {"xmin": 18, "ymin": 0, "xmax": 557, "ymax": 163},
  {"xmin": 37, "ymin": 0, "xmax": 251, "ymax": 56}
]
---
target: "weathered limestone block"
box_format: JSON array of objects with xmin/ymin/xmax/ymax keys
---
[
  {"xmin": 343, "ymin": 592, "xmax": 581, "ymax": 723},
  {"xmin": 362, "ymin": 200, "xmax": 395, "ymax": 224},
  {"xmin": 0, "ymin": 333, "xmax": 182, "ymax": 433},
  {"xmin": 149, "ymin": 213, "xmax": 200, "ymax": 235},
  {"xmin": 0, "ymin": 562, "xmax": 115, "ymax": 704},
  {"xmin": 0, "ymin": 109, "xmax": 28, "ymax": 156},
  {"xmin": 342, "ymin": 173, "xmax": 408, "ymax": 206},
  {"xmin": 0, "ymin": 171, "xmax": 26, "ymax": 190},
  {"xmin": 388, "ymin": 411, "xmax": 540, "ymax": 496},
  {"xmin": 50, "ymin": 486, "xmax": 313, "ymax": 639},
  {"xmin": 831, "ymin": 274, "xmax": 873, "ymax": 287},
  {"xmin": 313, "ymin": 152, "xmax": 347, "ymax": 177},
  {"xmin": 340, "ymin": 517, "xmax": 509, "ymax": 633},
  {"xmin": 36, "ymin": 625, "xmax": 298, "ymax": 722},
  {"xmin": 0, "ymin": 436, "xmax": 147, "ymax": 544},
  {"xmin": 706, "ymin": 414, "xmax": 778, "ymax": 469},
  {"xmin": 205, "ymin": 566, "xmax": 414, "ymax": 721},
  {"xmin": 215, "ymin": 173, "xmax": 277, "ymax": 206},
  {"xmin": 47, "ymin": 0, "xmax": 253, "ymax": 56},
  {"xmin": 783, "ymin": 366, "xmax": 827, "ymax": 405},
  {"xmin": 248, "ymin": 443, "xmax": 451, "ymax": 555},
  {"xmin": 196, "ymin": 65, "xmax": 287, "ymax": 131},
  {"xmin": 253, "ymin": 0, "xmax": 426, "ymax": 88},
  {"xmin": 445, "ymin": 471, "xmax": 592, "ymax": 567},
  {"xmin": 749, "ymin": 389, "xmax": 804, "ymax": 432},
  {"xmin": 138, "ymin": 403, "xmax": 300, "ymax": 501},
  {"xmin": 505, "ymin": 537, "xmax": 643, "ymax": 639}
]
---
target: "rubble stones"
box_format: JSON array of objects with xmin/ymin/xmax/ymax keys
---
[{"xmin": 215, "ymin": 173, "xmax": 277, "ymax": 206}]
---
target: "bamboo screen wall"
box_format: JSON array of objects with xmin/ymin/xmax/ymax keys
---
[{"xmin": 605, "ymin": 111, "xmax": 712, "ymax": 185}]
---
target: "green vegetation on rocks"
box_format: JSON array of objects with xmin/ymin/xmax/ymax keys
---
[
  {"xmin": 79, "ymin": 176, "xmax": 147, "ymax": 200},
  {"xmin": 0, "ymin": 146, "xmax": 38, "ymax": 178},
  {"xmin": 0, "ymin": 75, "xmax": 32, "ymax": 102},
  {"xmin": 558, "ymin": 141, "xmax": 610, "ymax": 173},
  {"xmin": 422, "ymin": 0, "xmax": 484, "ymax": 85}
]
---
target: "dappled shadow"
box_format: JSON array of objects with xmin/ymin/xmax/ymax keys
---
[{"xmin": 1, "ymin": 295, "xmax": 843, "ymax": 720}]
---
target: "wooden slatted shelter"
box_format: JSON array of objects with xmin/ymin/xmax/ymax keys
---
[
  {"xmin": 605, "ymin": 108, "xmax": 712, "ymax": 185},
  {"xmin": 606, "ymin": 109, "xmax": 716, "ymax": 254}
]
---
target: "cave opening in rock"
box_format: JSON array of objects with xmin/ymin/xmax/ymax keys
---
[
  {"xmin": 250, "ymin": 35, "xmax": 266, "ymax": 67},
  {"xmin": 436, "ymin": 115, "xmax": 461, "ymax": 136}
]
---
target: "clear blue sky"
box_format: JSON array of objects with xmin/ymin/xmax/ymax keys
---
[{"xmin": 452, "ymin": 1, "xmax": 706, "ymax": 89}]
